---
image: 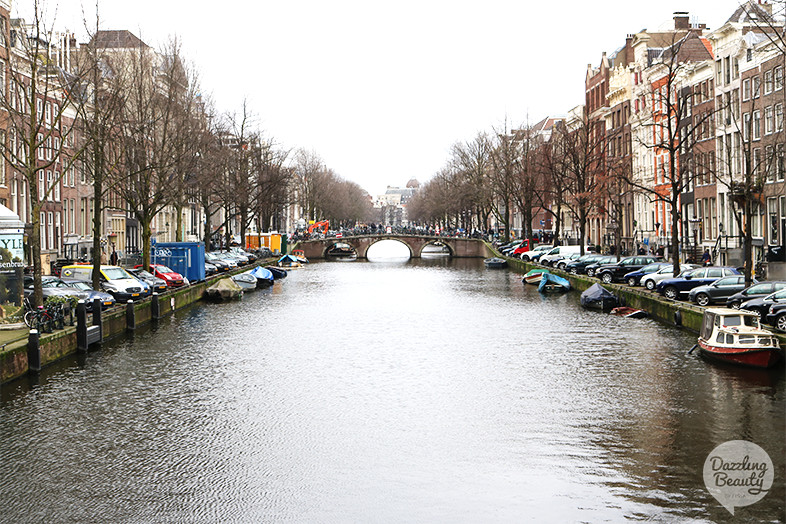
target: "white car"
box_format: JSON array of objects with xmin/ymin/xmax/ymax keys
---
[
  {"xmin": 640, "ymin": 263, "xmax": 699, "ymax": 291},
  {"xmin": 539, "ymin": 246, "xmax": 592, "ymax": 267},
  {"xmin": 520, "ymin": 244, "xmax": 552, "ymax": 261}
]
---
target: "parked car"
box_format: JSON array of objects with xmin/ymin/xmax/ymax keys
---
[
  {"xmin": 59, "ymin": 279, "xmax": 117, "ymax": 310},
  {"xmin": 219, "ymin": 250, "xmax": 248, "ymax": 265},
  {"xmin": 24, "ymin": 275, "xmax": 90, "ymax": 302},
  {"xmin": 205, "ymin": 252, "xmax": 232, "ymax": 271},
  {"xmin": 553, "ymin": 252, "xmax": 584, "ymax": 270},
  {"xmin": 230, "ymin": 247, "xmax": 257, "ymax": 263},
  {"xmin": 688, "ymin": 275, "xmax": 752, "ymax": 306},
  {"xmin": 540, "ymin": 246, "xmax": 592, "ymax": 267},
  {"xmin": 764, "ymin": 297, "xmax": 786, "ymax": 331},
  {"xmin": 640, "ymin": 264, "xmax": 699, "ymax": 291},
  {"xmin": 656, "ymin": 266, "xmax": 741, "ymax": 300},
  {"xmin": 740, "ymin": 288, "xmax": 786, "ymax": 318},
  {"xmin": 725, "ymin": 281, "xmax": 786, "ymax": 309},
  {"xmin": 60, "ymin": 265, "xmax": 149, "ymax": 301},
  {"xmin": 596, "ymin": 256, "xmax": 661, "ymax": 284},
  {"xmin": 521, "ymin": 244, "xmax": 552, "ymax": 261},
  {"xmin": 127, "ymin": 268, "xmax": 168, "ymax": 293},
  {"xmin": 135, "ymin": 264, "xmax": 186, "ymax": 288},
  {"xmin": 204, "ymin": 262, "xmax": 218, "ymax": 277},
  {"xmin": 583, "ymin": 255, "xmax": 617, "ymax": 278},
  {"xmin": 564, "ymin": 254, "xmax": 606, "ymax": 274},
  {"xmin": 622, "ymin": 262, "xmax": 672, "ymax": 287}
]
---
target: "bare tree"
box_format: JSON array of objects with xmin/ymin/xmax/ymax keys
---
[{"xmin": 0, "ymin": 6, "xmax": 88, "ymax": 306}]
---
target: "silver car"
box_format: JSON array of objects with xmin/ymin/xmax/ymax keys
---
[{"xmin": 640, "ymin": 264, "xmax": 700, "ymax": 291}]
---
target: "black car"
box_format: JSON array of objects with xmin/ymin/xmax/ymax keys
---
[
  {"xmin": 564, "ymin": 254, "xmax": 605, "ymax": 274},
  {"xmin": 688, "ymin": 275, "xmax": 751, "ymax": 306},
  {"xmin": 764, "ymin": 300, "xmax": 786, "ymax": 332},
  {"xmin": 739, "ymin": 288, "xmax": 786, "ymax": 318},
  {"xmin": 725, "ymin": 281, "xmax": 786, "ymax": 309},
  {"xmin": 583, "ymin": 256, "xmax": 617, "ymax": 278},
  {"xmin": 596, "ymin": 256, "xmax": 661, "ymax": 284}
]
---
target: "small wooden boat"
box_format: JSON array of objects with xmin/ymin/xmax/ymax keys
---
[
  {"xmin": 292, "ymin": 249, "xmax": 309, "ymax": 263},
  {"xmin": 523, "ymin": 268, "xmax": 549, "ymax": 285},
  {"xmin": 206, "ymin": 278, "xmax": 243, "ymax": 301},
  {"xmin": 610, "ymin": 306, "xmax": 648, "ymax": 319},
  {"xmin": 580, "ymin": 283, "xmax": 618, "ymax": 311},
  {"xmin": 484, "ymin": 257, "xmax": 507, "ymax": 269},
  {"xmin": 696, "ymin": 308, "xmax": 782, "ymax": 368},
  {"xmin": 538, "ymin": 272, "xmax": 571, "ymax": 293},
  {"xmin": 267, "ymin": 266, "xmax": 288, "ymax": 279}
]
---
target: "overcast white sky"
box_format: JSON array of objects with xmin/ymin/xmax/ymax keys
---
[{"xmin": 18, "ymin": 0, "xmax": 747, "ymax": 195}]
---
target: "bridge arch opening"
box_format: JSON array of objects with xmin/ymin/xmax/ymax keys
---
[
  {"xmin": 324, "ymin": 241, "xmax": 358, "ymax": 260},
  {"xmin": 367, "ymin": 239, "xmax": 412, "ymax": 261},
  {"xmin": 420, "ymin": 240, "xmax": 452, "ymax": 258}
]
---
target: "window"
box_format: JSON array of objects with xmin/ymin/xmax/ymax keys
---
[
  {"xmin": 36, "ymin": 133, "xmax": 44, "ymax": 160},
  {"xmin": 778, "ymin": 144, "xmax": 785, "ymax": 181},
  {"xmin": 47, "ymin": 212, "xmax": 53, "ymax": 252},
  {"xmin": 46, "ymin": 136, "xmax": 52, "ymax": 160},
  {"xmin": 46, "ymin": 171, "xmax": 52, "ymax": 201},
  {"xmin": 753, "ymin": 110, "xmax": 761, "ymax": 140},
  {"xmin": 753, "ymin": 76, "xmax": 761, "ymax": 98},
  {"xmin": 40, "ymin": 213, "xmax": 46, "ymax": 251},
  {"xmin": 743, "ymin": 79, "xmax": 751, "ymax": 100},
  {"xmin": 63, "ymin": 199, "xmax": 68, "ymax": 234},
  {"xmin": 765, "ymin": 70, "xmax": 773, "ymax": 94},
  {"xmin": 776, "ymin": 104, "xmax": 783, "ymax": 131},
  {"xmin": 776, "ymin": 66, "xmax": 784, "ymax": 91},
  {"xmin": 70, "ymin": 199, "xmax": 75, "ymax": 234},
  {"xmin": 744, "ymin": 113, "xmax": 751, "ymax": 141},
  {"xmin": 716, "ymin": 60, "xmax": 722, "ymax": 83},
  {"xmin": 36, "ymin": 98, "xmax": 43, "ymax": 118},
  {"xmin": 733, "ymin": 58, "xmax": 739, "ymax": 79},
  {"xmin": 38, "ymin": 171, "xmax": 44, "ymax": 200},
  {"xmin": 753, "ymin": 148, "xmax": 761, "ymax": 176},
  {"xmin": 10, "ymin": 179, "xmax": 16, "ymax": 213},
  {"xmin": 724, "ymin": 57, "xmax": 731, "ymax": 85},
  {"xmin": 54, "ymin": 171, "xmax": 60, "ymax": 201},
  {"xmin": 769, "ymin": 198, "xmax": 778, "ymax": 244},
  {"xmin": 765, "ymin": 106, "xmax": 774, "ymax": 134},
  {"xmin": 766, "ymin": 145, "xmax": 775, "ymax": 182}
]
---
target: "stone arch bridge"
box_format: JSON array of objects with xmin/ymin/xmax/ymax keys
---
[{"xmin": 294, "ymin": 235, "xmax": 493, "ymax": 260}]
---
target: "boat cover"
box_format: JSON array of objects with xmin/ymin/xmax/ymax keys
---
[
  {"xmin": 580, "ymin": 283, "xmax": 618, "ymax": 308},
  {"xmin": 538, "ymin": 272, "xmax": 571, "ymax": 292},
  {"xmin": 249, "ymin": 266, "xmax": 274, "ymax": 281},
  {"xmin": 278, "ymin": 254, "xmax": 300, "ymax": 264}
]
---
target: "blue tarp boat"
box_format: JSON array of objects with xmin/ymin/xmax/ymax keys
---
[
  {"xmin": 248, "ymin": 266, "xmax": 275, "ymax": 287},
  {"xmin": 538, "ymin": 272, "xmax": 571, "ymax": 293},
  {"xmin": 580, "ymin": 283, "xmax": 618, "ymax": 310},
  {"xmin": 278, "ymin": 254, "xmax": 303, "ymax": 267}
]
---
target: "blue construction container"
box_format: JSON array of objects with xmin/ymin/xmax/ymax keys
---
[{"xmin": 151, "ymin": 241, "xmax": 207, "ymax": 283}]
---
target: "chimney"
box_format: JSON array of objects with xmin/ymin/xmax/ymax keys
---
[{"xmin": 674, "ymin": 11, "xmax": 690, "ymax": 30}]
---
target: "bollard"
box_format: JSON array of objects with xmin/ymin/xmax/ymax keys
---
[
  {"xmin": 76, "ymin": 300, "xmax": 88, "ymax": 352},
  {"xmin": 27, "ymin": 329, "xmax": 41, "ymax": 372},
  {"xmin": 152, "ymin": 293, "xmax": 160, "ymax": 320},
  {"xmin": 126, "ymin": 300, "xmax": 136, "ymax": 331},
  {"xmin": 92, "ymin": 298, "xmax": 103, "ymax": 344}
]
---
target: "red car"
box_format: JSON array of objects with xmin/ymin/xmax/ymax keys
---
[
  {"xmin": 511, "ymin": 239, "xmax": 534, "ymax": 257},
  {"xmin": 135, "ymin": 264, "xmax": 186, "ymax": 288}
]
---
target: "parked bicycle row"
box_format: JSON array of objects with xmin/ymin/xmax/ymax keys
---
[{"xmin": 496, "ymin": 238, "xmax": 786, "ymax": 332}]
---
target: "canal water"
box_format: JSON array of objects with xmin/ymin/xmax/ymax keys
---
[{"xmin": 1, "ymin": 251, "xmax": 784, "ymax": 522}]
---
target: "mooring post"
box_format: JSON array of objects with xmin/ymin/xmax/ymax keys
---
[
  {"xmin": 126, "ymin": 300, "xmax": 135, "ymax": 331},
  {"xmin": 152, "ymin": 293, "xmax": 160, "ymax": 320},
  {"xmin": 27, "ymin": 329, "xmax": 40, "ymax": 372},
  {"xmin": 92, "ymin": 298, "xmax": 103, "ymax": 344},
  {"xmin": 76, "ymin": 300, "xmax": 88, "ymax": 352}
]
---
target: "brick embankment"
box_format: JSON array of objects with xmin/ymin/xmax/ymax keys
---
[{"xmin": 0, "ymin": 261, "xmax": 276, "ymax": 384}]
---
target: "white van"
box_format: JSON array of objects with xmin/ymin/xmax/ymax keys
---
[{"xmin": 539, "ymin": 246, "xmax": 592, "ymax": 267}]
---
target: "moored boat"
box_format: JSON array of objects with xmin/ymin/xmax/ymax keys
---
[
  {"xmin": 206, "ymin": 278, "xmax": 243, "ymax": 301},
  {"xmin": 696, "ymin": 307, "xmax": 782, "ymax": 368},
  {"xmin": 580, "ymin": 283, "xmax": 618, "ymax": 311},
  {"xmin": 267, "ymin": 266, "xmax": 288, "ymax": 279},
  {"xmin": 247, "ymin": 266, "xmax": 275, "ymax": 288},
  {"xmin": 278, "ymin": 254, "xmax": 303, "ymax": 268},
  {"xmin": 523, "ymin": 268, "xmax": 549, "ymax": 285},
  {"xmin": 610, "ymin": 306, "xmax": 648, "ymax": 319},
  {"xmin": 538, "ymin": 272, "xmax": 571, "ymax": 293},
  {"xmin": 484, "ymin": 257, "xmax": 507, "ymax": 269},
  {"xmin": 231, "ymin": 272, "xmax": 258, "ymax": 291}
]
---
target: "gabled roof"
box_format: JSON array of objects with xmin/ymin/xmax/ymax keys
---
[
  {"xmin": 725, "ymin": 1, "xmax": 776, "ymax": 25},
  {"xmin": 89, "ymin": 30, "xmax": 148, "ymax": 49}
]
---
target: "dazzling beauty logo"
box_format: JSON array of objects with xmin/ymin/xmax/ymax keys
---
[{"xmin": 703, "ymin": 440, "xmax": 774, "ymax": 515}]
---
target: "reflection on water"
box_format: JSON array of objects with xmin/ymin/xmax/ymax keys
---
[{"xmin": 1, "ymin": 259, "xmax": 783, "ymax": 522}]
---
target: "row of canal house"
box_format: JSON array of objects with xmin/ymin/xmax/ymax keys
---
[
  {"xmin": 531, "ymin": 2, "xmax": 784, "ymax": 271},
  {"xmin": 0, "ymin": 15, "xmax": 241, "ymax": 274}
]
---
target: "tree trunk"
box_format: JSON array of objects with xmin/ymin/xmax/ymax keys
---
[
  {"xmin": 30, "ymin": 205, "xmax": 44, "ymax": 308},
  {"xmin": 203, "ymin": 201, "xmax": 212, "ymax": 251},
  {"xmin": 175, "ymin": 204, "xmax": 184, "ymax": 242},
  {"xmin": 141, "ymin": 218, "xmax": 152, "ymax": 271},
  {"xmin": 92, "ymin": 176, "xmax": 103, "ymax": 289}
]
